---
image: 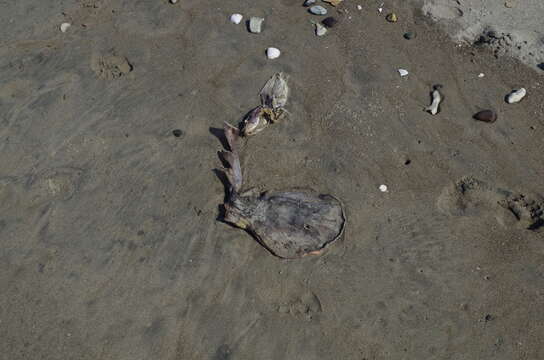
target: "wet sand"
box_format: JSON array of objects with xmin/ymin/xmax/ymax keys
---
[{"xmin": 1, "ymin": 0, "xmax": 543, "ymax": 359}]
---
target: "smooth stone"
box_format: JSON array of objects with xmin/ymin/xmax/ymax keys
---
[
  {"xmin": 403, "ymin": 32, "xmax": 416, "ymax": 40},
  {"xmin": 249, "ymin": 17, "xmax": 264, "ymax": 33},
  {"xmin": 315, "ymin": 23, "xmax": 327, "ymax": 36},
  {"xmin": 506, "ymin": 88, "xmax": 526, "ymax": 103},
  {"xmin": 60, "ymin": 23, "xmax": 71, "ymax": 33},
  {"xmin": 172, "ymin": 129, "xmax": 184, "ymax": 137},
  {"xmin": 230, "ymin": 13, "xmax": 243, "ymax": 24},
  {"xmin": 303, "ymin": 0, "xmax": 316, "ymax": 6},
  {"xmin": 266, "ymin": 47, "xmax": 281, "ymax": 59},
  {"xmin": 473, "ymin": 110, "xmax": 497, "ymax": 123},
  {"xmin": 322, "ymin": 17, "xmax": 338, "ymax": 28},
  {"xmin": 309, "ymin": 5, "xmax": 327, "ymax": 15},
  {"xmin": 386, "ymin": 13, "xmax": 398, "ymax": 22}
]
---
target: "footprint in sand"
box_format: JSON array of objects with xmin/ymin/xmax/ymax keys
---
[
  {"xmin": 0, "ymin": 167, "xmax": 83, "ymax": 209},
  {"xmin": 26, "ymin": 168, "xmax": 83, "ymax": 207},
  {"xmin": 277, "ymin": 291, "xmax": 322, "ymax": 320},
  {"xmin": 438, "ymin": 176, "xmax": 543, "ymax": 231},
  {"xmin": 422, "ymin": 1, "xmax": 464, "ymax": 20},
  {"xmin": 91, "ymin": 54, "xmax": 133, "ymax": 80}
]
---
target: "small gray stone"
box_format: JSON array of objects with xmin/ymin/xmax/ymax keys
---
[
  {"xmin": 249, "ymin": 17, "xmax": 264, "ymax": 33},
  {"xmin": 303, "ymin": 0, "xmax": 316, "ymax": 6},
  {"xmin": 309, "ymin": 5, "xmax": 327, "ymax": 15}
]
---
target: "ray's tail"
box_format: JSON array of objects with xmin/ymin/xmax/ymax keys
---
[{"xmin": 220, "ymin": 123, "xmax": 243, "ymax": 194}]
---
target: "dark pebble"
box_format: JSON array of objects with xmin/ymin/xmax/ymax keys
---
[
  {"xmin": 487, "ymin": 30, "xmax": 498, "ymax": 39},
  {"xmin": 403, "ymin": 32, "xmax": 416, "ymax": 40},
  {"xmin": 172, "ymin": 129, "xmax": 184, "ymax": 137},
  {"xmin": 322, "ymin": 17, "xmax": 338, "ymax": 28},
  {"xmin": 538, "ymin": 63, "xmax": 544, "ymax": 71},
  {"xmin": 485, "ymin": 314, "xmax": 494, "ymax": 322},
  {"xmin": 473, "ymin": 110, "xmax": 497, "ymax": 123}
]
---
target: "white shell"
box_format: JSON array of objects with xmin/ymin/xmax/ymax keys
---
[
  {"xmin": 60, "ymin": 23, "xmax": 71, "ymax": 33},
  {"xmin": 506, "ymin": 88, "xmax": 526, "ymax": 104},
  {"xmin": 266, "ymin": 47, "xmax": 281, "ymax": 59},
  {"xmin": 398, "ymin": 69, "xmax": 409, "ymax": 77},
  {"xmin": 230, "ymin": 14, "xmax": 243, "ymax": 24},
  {"xmin": 379, "ymin": 184, "xmax": 388, "ymax": 192}
]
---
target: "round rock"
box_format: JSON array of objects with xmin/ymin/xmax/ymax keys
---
[
  {"xmin": 473, "ymin": 110, "xmax": 497, "ymax": 123},
  {"xmin": 172, "ymin": 129, "xmax": 184, "ymax": 137},
  {"xmin": 60, "ymin": 23, "xmax": 71, "ymax": 33},
  {"xmin": 322, "ymin": 17, "xmax": 338, "ymax": 28},
  {"xmin": 266, "ymin": 47, "xmax": 281, "ymax": 59},
  {"xmin": 230, "ymin": 13, "xmax": 243, "ymax": 24},
  {"xmin": 303, "ymin": 0, "xmax": 316, "ymax": 6},
  {"xmin": 309, "ymin": 5, "xmax": 327, "ymax": 15}
]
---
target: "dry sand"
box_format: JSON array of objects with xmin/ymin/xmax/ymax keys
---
[{"xmin": 1, "ymin": 0, "xmax": 543, "ymax": 359}]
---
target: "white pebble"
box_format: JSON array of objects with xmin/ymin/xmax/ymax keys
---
[
  {"xmin": 398, "ymin": 69, "xmax": 409, "ymax": 77},
  {"xmin": 249, "ymin": 17, "xmax": 264, "ymax": 33},
  {"xmin": 357, "ymin": 5, "xmax": 363, "ymax": 10},
  {"xmin": 170, "ymin": 0, "xmax": 178, "ymax": 3},
  {"xmin": 478, "ymin": 73, "xmax": 485, "ymax": 78},
  {"xmin": 60, "ymin": 23, "xmax": 71, "ymax": 33},
  {"xmin": 506, "ymin": 88, "xmax": 526, "ymax": 104},
  {"xmin": 266, "ymin": 47, "xmax": 281, "ymax": 59},
  {"xmin": 379, "ymin": 184, "xmax": 388, "ymax": 192},
  {"xmin": 230, "ymin": 13, "xmax": 243, "ymax": 24},
  {"xmin": 315, "ymin": 23, "xmax": 327, "ymax": 36}
]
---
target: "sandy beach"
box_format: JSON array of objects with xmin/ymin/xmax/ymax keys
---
[{"xmin": 1, "ymin": 0, "xmax": 543, "ymax": 359}]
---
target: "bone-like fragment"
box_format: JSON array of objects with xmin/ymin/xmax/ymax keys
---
[
  {"xmin": 425, "ymin": 85, "xmax": 442, "ymax": 115},
  {"xmin": 506, "ymin": 88, "xmax": 526, "ymax": 104}
]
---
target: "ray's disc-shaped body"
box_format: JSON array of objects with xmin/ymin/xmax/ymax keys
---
[{"xmin": 225, "ymin": 189, "xmax": 345, "ymax": 259}]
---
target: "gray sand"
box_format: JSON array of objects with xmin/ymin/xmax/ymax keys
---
[
  {"xmin": 422, "ymin": 0, "xmax": 544, "ymax": 69},
  {"xmin": 1, "ymin": 0, "xmax": 543, "ymax": 359}
]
